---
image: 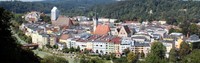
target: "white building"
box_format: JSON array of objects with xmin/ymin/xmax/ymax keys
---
[{"xmin": 51, "ymin": 6, "xmax": 59, "ymax": 21}]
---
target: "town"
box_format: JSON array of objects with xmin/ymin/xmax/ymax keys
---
[
  {"xmin": 16, "ymin": 6, "xmax": 200, "ymax": 62},
  {"xmin": 1, "ymin": 0, "xmax": 200, "ymax": 63}
]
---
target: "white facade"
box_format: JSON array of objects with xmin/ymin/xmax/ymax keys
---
[{"xmin": 51, "ymin": 6, "xmax": 59, "ymax": 21}]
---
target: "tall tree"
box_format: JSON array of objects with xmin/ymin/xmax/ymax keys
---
[
  {"xmin": 0, "ymin": 7, "xmax": 40, "ymax": 63},
  {"xmin": 127, "ymin": 52, "xmax": 137, "ymax": 63},
  {"xmin": 145, "ymin": 42, "xmax": 166, "ymax": 63},
  {"xmin": 178, "ymin": 42, "xmax": 190, "ymax": 59},
  {"xmin": 169, "ymin": 47, "xmax": 177, "ymax": 63}
]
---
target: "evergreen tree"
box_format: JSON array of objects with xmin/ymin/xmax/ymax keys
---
[{"xmin": 0, "ymin": 7, "xmax": 40, "ymax": 63}]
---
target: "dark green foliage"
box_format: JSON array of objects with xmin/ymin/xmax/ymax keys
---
[
  {"xmin": 178, "ymin": 42, "xmax": 190, "ymax": 59},
  {"xmin": 169, "ymin": 28, "xmax": 181, "ymax": 34},
  {"xmin": 62, "ymin": 47, "xmax": 70, "ymax": 53},
  {"xmin": 169, "ymin": 48, "xmax": 178, "ymax": 63},
  {"xmin": 140, "ymin": 51, "xmax": 145, "ymax": 59},
  {"xmin": 127, "ymin": 52, "xmax": 137, "ymax": 63},
  {"xmin": 53, "ymin": 44, "xmax": 58, "ymax": 49},
  {"xmin": 112, "ymin": 57, "xmax": 127, "ymax": 63},
  {"xmin": 40, "ymin": 15, "xmax": 51, "ymax": 23},
  {"xmin": 0, "ymin": 7, "xmax": 40, "ymax": 63},
  {"xmin": 0, "ymin": 0, "xmax": 116, "ymax": 14},
  {"xmin": 76, "ymin": 46, "xmax": 80, "ymax": 52},
  {"xmin": 190, "ymin": 42, "xmax": 200, "ymax": 49},
  {"xmin": 41, "ymin": 55, "xmax": 68, "ymax": 63},
  {"xmin": 145, "ymin": 42, "xmax": 166, "ymax": 63},
  {"xmin": 123, "ymin": 48, "xmax": 130, "ymax": 56},
  {"xmin": 181, "ymin": 49, "xmax": 200, "ymax": 63}
]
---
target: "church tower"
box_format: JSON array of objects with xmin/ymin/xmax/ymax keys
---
[
  {"xmin": 93, "ymin": 12, "xmax": 98, "ymax": 32},
  {"xmin": 51, "ymin": 6, "xmax": 59, "ymax": 21}
]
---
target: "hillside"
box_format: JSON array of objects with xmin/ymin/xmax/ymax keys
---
[
  {"xmin": 0, "ymin": 0, "xmax": 116, "ymax": 14},
  {"xmin": 85, "ymin": 0, "xmax": 200, "ymax": 22}
]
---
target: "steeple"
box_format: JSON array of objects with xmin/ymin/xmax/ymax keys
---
[{"xmin": 93, "ymin": 10, "xmax": 98, "ymax": 32}]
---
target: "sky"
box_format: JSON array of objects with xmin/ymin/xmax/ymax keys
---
[{"xmin": 0, "ymin": 0, "xmax": 44, "ymax": 2}]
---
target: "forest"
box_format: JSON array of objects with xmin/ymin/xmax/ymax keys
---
[{"xmin": 1, "ymin": 0, "xmax": 200, "ymax": 22}]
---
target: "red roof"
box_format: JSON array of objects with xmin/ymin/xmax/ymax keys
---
[
  {"xmin": 94, "ymin": 24, "xmax": 110, "ymax": 35},
  {"xmin": 60, "ymin": 34, "xmax": 70, "ymax": 40},
  {"xmin": 110, "ymin": 37, "xmax": 121, "ymax": 44}
]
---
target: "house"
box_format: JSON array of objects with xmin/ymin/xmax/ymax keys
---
[
  {"xmin": 160, "ymin": 40, "xmax": 174, "ymax": 58},
  {"xmin": 31, "ymin": 33, "xmax": 49, "ymax": 48},
  {"xmin": 24, "ymin": 11, "xmax": 41, "ymax": 23},
  {"xmin": 49, "ymin": 35, "xmax": 58, "ymax": 46},
  {"xmin": 186, "ymin": 34, "xmax": 200, "ymax": 43},
  {"xmin": 110, "ymin": 37, "xmax": 121, "ymax": 54},
  {"xmin": 130, "ymin": 42, "xmax": 150, "ymax": 57},
  {"xmin": 118, "ymin": 25, "xmax": 131, "ymax": 37},
  {"xmin": 59, "ymin": 34, "xmax": 71, "ymax": 47}
]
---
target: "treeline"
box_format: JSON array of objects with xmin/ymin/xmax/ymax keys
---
[
  {"xmin": 0, "ymin": 0, "xmax": 116, "ymax": 14},
  {"xmin": 84, "ymin": 0, "xmax": 200, "ymax": 22}
]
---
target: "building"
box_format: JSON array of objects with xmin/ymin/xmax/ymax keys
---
[
  {"xmin": 186, "ymin": 34, "xmax": 200, "ymax": 43},
  {"xmin": 51, "ymin": 16, "xmax": 73, "ymax": 27},
  {"xmin": 118, "ymin": 25, "xmax": 131, "ymax": 37},
  {"xmin": 93, "ymin": 24, "xmax": 110, "ymax": 35},
  {"xmin": 93, "ymin": 15, "xmax": 98, "ymax": 32},
  {"xmin": 51, "ymin": 6, "xmax": 59, "ymax": 21}
]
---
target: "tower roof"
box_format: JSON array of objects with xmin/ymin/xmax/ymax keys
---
[{"xmin": 51, "ymin": 6, "xmax": 58, "ymax": 11}]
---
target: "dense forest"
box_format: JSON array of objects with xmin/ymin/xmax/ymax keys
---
[
  {"xmin": 0, "ymin": 0, "xmax": 116, "ymax": 14},
  {"xmin": 1, "ymin": 0, "xmax": 200, "ymax": 22},
  {"xmin": 87, "ymin": 0, "xmax": 200, "ymax": 21}
]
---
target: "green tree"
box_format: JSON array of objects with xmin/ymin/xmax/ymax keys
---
[
  {"xmin": 140, "ymin": 51, "xmax": 145, "ymax": 59},
  {"xmin": 41, "ymin": 55, "xmax": 68, "ymax": 63},
  {"xmin": 0, "ymin": 7, "xmax": 40, "ymax": 63},
  {"xmin": 178, "ymin": 42, "xmax": 190, "ymax": 59},
  {"xmin": 169, "ymin": 48, "xmax": 177, "ymax": 63},
  {"xmin": 53, "ymin": 44, "xmax": 58, "ymax": 49},
  {"xmin": 63, "ymin": 47, "xmax": 70, "ymax": 53},
  {"xmin": 70, "ymin": 47, "xmax": 75, "ymax": 52},
  {"xmin": 145, "ymin": 42, "xmax": 166, "ymax": 63},
  {"xmin": 123, "ymin": 48, "xmax": 130, "ymax": 56},
  {"xmin": 127, "ymin": 52, "xmax": 137, "ymax": 63},
  {"xmin": 76, "ymin": 46, "xmax": 80, "ymax": 52},
  {"xmin": 181, "ymin": 49, "xmax": 200, "ymax": 63}
]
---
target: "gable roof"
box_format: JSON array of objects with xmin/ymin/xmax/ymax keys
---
[
  {"xmin": 94, "ymin": 24, "xmax": 110, "ymax": 35},
  {"xmin": 122, "ymin": 25, "xmax": 131, "ymax": 34}
]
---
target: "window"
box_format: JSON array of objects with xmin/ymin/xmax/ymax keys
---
[{"xmin": 100, "ymin": 45, "xmax": 102, "ymax": 47}]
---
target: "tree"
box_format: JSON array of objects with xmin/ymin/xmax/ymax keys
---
[
  {"xmin": 76, "ymin": 46, "xmax": 80, "ymax": 52},
  {"xmin": 53, "ymin": 44, "xmax": 58, "ymax": 49},
  {"xmin": 178, "ymin": 42, "xmax": 190, "ymax": 59},
  {"xmin": 63, "ymin": 47, "xmax": 70, "ymax": 53},
  {"xmin": 127, "ymin": 52, "xmax": 137, "ymax": 63},
  {"xmin": 70, "ymin": 47, "xmax": 75, "ymax": 52},
  {"xmin": 123, "ymin": 48, "xmax": 130, "ymax": 56},
  {"xmin": 41, "ymin": 55, "xmax": 68, "ymax": 63},
  {"xmin": 0, "ymin": 7, "xmax": 40, "ymax": 63},
  {"xmin": 140, "ymin": 51, "xmax": 145, "ymax": 59},
  {"xmin": 169, "ymin": 48, "xmax": 177, "ymax": 63},
  {"xmin": 181, "ymin": 49, "xmax": 200, "ymax": 63},
  {"xmin": 145, "ymin": 42, "xmax": 166, "ymax": 63}
]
